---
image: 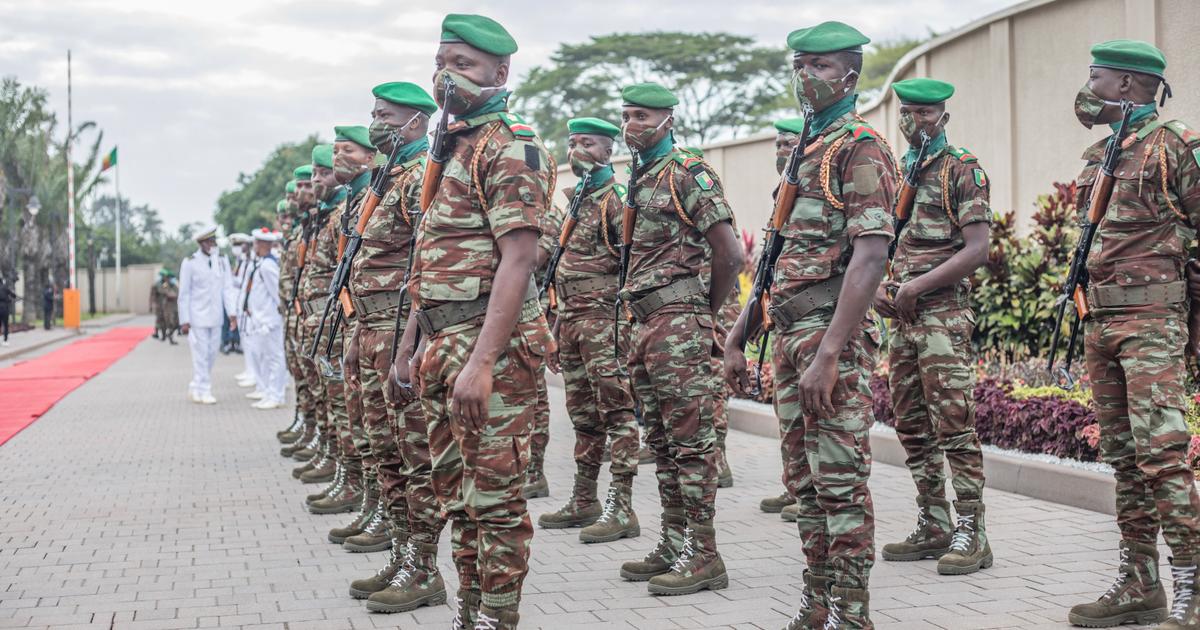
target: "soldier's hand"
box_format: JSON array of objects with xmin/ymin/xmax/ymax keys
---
[
  {"xmin": 873, "ymin": 283, "xmax": 898, "ymax": 319},
  {"xmin": 344, "ymin": 340, "xmax": 360, "ymax": 381},
  {"xmin": 723, "ymin": 349, "xmax": 751, "ymax": 396},
  {"xmin": 180, "ymin": 324, "xmax": 190, "ymax": 335},
  {"xmin": 798, "ymin": 352, "xmax": 838, "ymax": 417},
  {"xmin": 546, "ymin": 349, "xmax": 561, "ymax": 374},
  {"xmin": 450, "ymin": 357, "xmax": 493, "ymax": 427},
  {"xmin": 893, "ymin": 282, "xmax": 920, "ymax": 324},
  {"xmin": 228, "ymin": 317, "xmax": 238, "ymax": 332},
  {"xmin": 1188, "ymin": 311, "xmax": 1200, "ymax": 364},
  {"xmin": 388, "ymin": 362, "xmax": 417, "ymax": 406}
]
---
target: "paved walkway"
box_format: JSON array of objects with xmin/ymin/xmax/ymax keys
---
[{"xmin": 0, "ymin": 318, "xmax": 1164, "ymax": 629}]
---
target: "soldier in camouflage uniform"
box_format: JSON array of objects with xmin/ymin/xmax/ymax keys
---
[
  {"xmin": 725, "ymin": 21, "xmax": 897, "ymax": 629},
  {"xmin": 536, "ymin": 117, "xmax": 641, "ymax": 544},
  {"xmin": 757, "ymin": 118, "xmax": 806, "ymax": 520},
  {"xmin": 276, "ymin": 197, "xmax": 309, "ymax": 444},
  {"xmin": 873, "ymin": 78, "xmax": 993, "ymax": 577},
  {"xmin": 393, "ymin": 14, "xmax": 554, "ymax": 629},
  {"xmin": 522, "ymin": 219, "xmax": 556, "ymax": 500},
  {"xmin": 1062, "ymin": 41, "xmax": 1200, "ymax": 630},
  {"xmin": 614, "ymin": 82, "xmax": 743, "ymax": 596}
]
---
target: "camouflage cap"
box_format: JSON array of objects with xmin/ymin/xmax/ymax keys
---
[
  {"xmin": 1091, "ymin": 39, "xmax": 1167, "ymax": 78},
  {"xmin": 292, "ymin": 164, "xmax": 313, "ymax": 180},
  {"xmin": 441, "ymin": 14, "xmax": 518, "ymax": 56},
  {"xmin": 774, "ymin": 117, "xmax": 807, "ymax": 135},
  {"xmin": 568, "ymin": 117, "xmax": 621, "ymax": 138},
  {"xmin": 311, "ymin": 143, "xmax": 334, "ymax": 169},
  {"xmin": 892, "ymin": 78, "xmax": 955, "ymax": 104},
  {"xmin": 372, "ymin": 82, "xmax": 438, "ymax": 115},
  {"xmin": 787, "ymin": 21, "xmax": 870, "ymax": 54},
  {"xmin": 621, "ymin": 82, "xmax": 678, "ymax": 109},
  {"xmin": 333, "ymin": 125, "xmax": 375, "ymax": 151}
]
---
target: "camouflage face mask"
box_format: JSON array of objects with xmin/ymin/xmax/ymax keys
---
[
  {"xmin": 434, "ymin": 69, "xmax": 501, "ymax": 115},
  {"xmin": 568, "ymin": 148, "xmax": 605, "ymax": 176},
  {"xmin": 791, "ymin": 67, "xmax": 857, "ymax": 111},
  {"xmin": 312, "ymin": 181, "xmax": 329, "ymax": 202},
  {"xmin": 333, "ymin": 151, "xmax": 371, "ymax": 184},
  {"xmin": 621, "ymin": 115, "xmax": 671, "ymax": 152},
  {"xmin": 775, "ymin": 154, "xmax": 789, "ymax": 175},
  {"xmin": 368, "ymin": 113, "xmax": 419, "ymax": 151},
  {"xmin": 899, "ymin": 111, "xmax": 948, "ymax": 142}
]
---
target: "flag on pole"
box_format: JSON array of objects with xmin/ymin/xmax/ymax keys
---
[{"xmin": 101, "ymin": 147, "xmax": 118, "ymax": 171}]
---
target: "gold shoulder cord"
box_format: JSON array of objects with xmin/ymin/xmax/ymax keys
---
[
  {"xmin": 940, "ymin": 155, "xmax": 956, "ymax": 224},
  {"xmin": 1154, "ymin": 130, "xmax": 1188, "ymax": 223},
  {"xmin": 820, "ymin": 136, "xmax": 848, "ymax": 210},
  {"xmin": 470, "ymin": 122, "xmax": 558, "ymax": 218},
  {"xmin": 665, "ymin": 163, "xmax": 699, "ymax": 229}
]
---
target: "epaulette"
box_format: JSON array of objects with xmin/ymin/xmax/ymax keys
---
[
  {"xmin": 612, "ymin": 183, "xmax": 627, "ymax": 200},
  {"xmin": 498, "ymin": 112, "xmax": 537, "ymax": 139},
  {"xmin": 950, "ymin": 147, "xmax": 978, "ymax": 163},
  {"xmin": 672, "ymin": 148, "xmax": 717, "ymax": 191},
  {"xmin": 843, "ymin": 120, "xmax": 879, "ymax": 142},
  {"xmin": 1164, "ymin": 120, "xmax": 1200, "ymax": 145}
]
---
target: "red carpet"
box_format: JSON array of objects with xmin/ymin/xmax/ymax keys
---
[{"xmin": 0, "ymin": 326, "xmax": 152, "ymax": 446}]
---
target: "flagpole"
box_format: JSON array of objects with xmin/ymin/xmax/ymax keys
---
[
  {"xmin": 66, "ymin": 50, "xmax": 76, "ymax": 291},
  {"xmin": 115, "ymin": 158, "xmax": 122, "ymax": 309}
]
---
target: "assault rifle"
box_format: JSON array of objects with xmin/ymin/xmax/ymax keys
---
[
  {"xmin": 539, "ymin": 170, "xmax": 594, "ymax": 319},
  {"xmin": 614, "ymin": 153, "xmax": 641, "ymax": 359},
  {"xmin": 1046, "ymin": 100, "xmax": 1134, "ymax": 388},
  {"xmin": 309, "ymin": 131, "xmax": 407, "ymax": 359},
  {"xmin": 740, "ymin": 110, "xmax": 814, "ymax": 396},
  {"xmin": 889, "ymin": 129, "xmax": 932, "ymax": 261}
]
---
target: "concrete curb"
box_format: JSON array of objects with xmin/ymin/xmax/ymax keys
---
[
  {"xmin": 0, "ymin": 313, "xmax": 140, "ymax": 362},
  {"xmin": 727, "ymin": 398, "xmax": 1117, "ymax": 516}
]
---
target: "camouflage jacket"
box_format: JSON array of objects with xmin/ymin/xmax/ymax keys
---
[
  {"xmin": 411, "ymin": 109, "xmax": 554, "ymax": 310},
  {"xmin": 278, "ymin": 225, "xmax": 300, "ymax": 311},
  {"xmin": 300, "ymin": 184, "xmax": 355, "ymax": 304},
  {"xmin": 771, "ymin": 111, "xmax": 897, "ymax": 317},
  {"xmin": 1075, "ymin": 113, "xmax": 1200, "ymax": 319},
  {"xmin": 547, "ymin": 180, "xmax": 625, "ymax": 320},
  {"xmin": 892, "ymin": 142, "xmax": 992, "ymax": 305},
  {"xmin": 349, "ymin": 156, "xmax": 424, "ymax": 313},
  {"xmin": 620, "ymin": 146, "xmax": 734, "ymax": 313}
]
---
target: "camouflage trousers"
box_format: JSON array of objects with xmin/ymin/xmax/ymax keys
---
[
  {"xmin": 294, "ymin": 315, "xmax": 324, "ymax": 439},
  {"xmin": 303, "ymin": 314, "xmax": 353, "ymax": 471},
  {"xmin": 888, "ymin": 307, "xmax": 985, "ymax": 500},
  {"xmin": 629, "ymin": 308, "xmax": 719, "ymax": 522},
  {"xmin": 1086, "ymin": 315, "xmax": 1200, "ymax": 556},
  {"xmin": 284, "ymin": 311, "xmax": 313, "ymax": 428},
  {"xmin": 559, "ymin": 315, "xmax": 639, "ymax": 480},
  {"xmin": 773, "ymin": 313, "xmax": 878, "ymax": 587},
  {"xmin": 351, "ymin": 318, "xmax": 407, "ymax": 521},
  {"xmin": 528, "ymin": 371, "xmax": 550, "ymax": 476},
  {"xmin": 420, "ymin": 304, "xmax": 550, "ymax": 609}
]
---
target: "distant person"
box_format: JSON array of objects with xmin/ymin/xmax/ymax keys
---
[
  {"xmin": 179, "ymin": 225, "xmax": 231, "ymax": 405},
  {"xmin": 241, "ymin": 228, "xmax": 285, "ymax": 409},
  {"xmin": 162, "ymin": 271, "xmax": 180, "ymax": 345},
  {"xmin": 150, "ymin": 269, "xmax": 167, "ymax": 340},
  {"xmin": 0, "ymin": 276, "xmax": 15, "ymax": 347},
  {"xmin": 42, "ymin": 283, "xmax": 54, "ymax": 330}
]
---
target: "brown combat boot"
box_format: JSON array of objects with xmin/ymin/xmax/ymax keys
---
[
  {"xmin": 647, "ymin": 520, "xmax": 728, "ymax": 595},
  {"xmin": 580, "ymin": 480, "xmax": 640, "ymax": 543},
  {"xmin": 280, "ymin": 429, "xmax": 313, "ymax": 457},
  {"xmin": 1157, "ymin": 555, "xmax": 1200, "ymax": 629},
  {"xmin": 783, "ymin": 570, "xmax": 833, "ymax": 630},
  {"xmin": 937, "ymin": 500, "xmax": 993, "ymax": 575},
  {"xmin": 716, "ymin": 447, "xmax": 734, "ymax": 488},
  {"xmin": 620, "ymin": 507, "xmax": 687, "ymax": 581},
  {"xmin": 291, "ymin": 455, "xmax": 317, "ymax": 479},
  {"xmin": 824, "ymin": 585, "xmax": 872, "ymax": 629},
  {"xmin": 538, "ymin": 474, "xmax": 601, "ymax": 529},
  {"xmin": 366, "ymin": 540, "xmax": 447, "ymax": 613},
  {"xmin": 343, "ymin": 504, "xmax": 393, "ymax": 552},
  {"xmin": 291, "ymin": 444, "xmax": 317, "ymax": 461},
  {"xmin": 522, "ymin": 470, "xmax": 549, "ymax": 499},
  {"xmin": 781, "ymin": 503, "xmax": 799, "ymax": 522},
  {"xmin": 299, "ymin": 456, "xmax": 336, "ymax": 483},
  {"xmin": 474, "ymin": 606, "xmax": 519, "ymax": 629},
  {"xmin": 305, "ymin": 464, "xmax": 342, "ymax": 504},
  {"xmin": 450, "ymin": 590, "xmax": 481, "ymax": 630},
  {"xmin": 276, "ymin": 413, "xmax": 303, "ymax": 442},
  {"xmin": 761, "ymin": 492, "xmax": 793, "ymax": 514},
  {"xmin": 1069, "ymin": 540, "xmax": 1167, "ymax": 627},
  {"xmin": 882, "ymin": 496, "xmax": 953, "ymax": 562},
  {"xmin": 348, "ymin": 527, "xmax": 409, "ymax": 599},
  {"xmin": 328, "ymin": 492, "xmax": 378, "ymax": 544},
  {"xmin": 309, "ymin": 476, "xmax": 362, "ymax": 515}
]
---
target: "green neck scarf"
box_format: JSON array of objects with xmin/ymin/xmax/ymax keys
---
[
  {"xmin": 809, "ymin": 93, "xmax": 857, "ymax": 138},
  {"xmin": 460, "ymin": 90, "xmax": 510, "ymax": 120},
  {"xmin": 395, "ymin": 136, "xmax": 430, "ymax": 164},
  {"xmin": 348, "ymin": 169, "xmax": 372, "ymax": 199},
  {"xmin": 640, "ymin": 131, "xmax": 675, "ymax": 165},
  {"xmin": 904, "ymin": 131, "xmax": 948, "ymax": 167},
  {"xmin": 1111, "ymin": 103, "xmax": 1157, "ymax": 134},
  {"xmin": 576, "ymin": 164, "xmax": 614, "ymax": 194}
]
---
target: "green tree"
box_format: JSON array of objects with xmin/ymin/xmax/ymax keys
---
[
  {"xmin": 858, "ymin": 36, "xmax": 929, "ymax": 99},
  {"xmin": 215, "ymin": 135, "xmax": 319, "ymax": 235},
  {"xmin": 513, "ymin": 32, "xmax": 791, "ymax": 159}
]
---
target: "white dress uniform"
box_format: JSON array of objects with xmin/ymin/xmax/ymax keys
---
[
  {"xmin": 243, "ymin": 234, "xmax": 285, "ymax": 407},
  {"xmin": 179, "ymin": 233, "xmax": 232, "ymax": 403},
  {"xmin": 226, "ymin": 238, "xmax": 256, "ymax": 387}
]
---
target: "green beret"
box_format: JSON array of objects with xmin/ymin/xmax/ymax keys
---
[
  {"xmin": 774, "ymin": 117, "xmax": 807, "ymax": 135},
  {"xmin": 285, "ymin": 180, "xmax": 297, "ymax": 194},
  {"xmin": 1091, "ymin": 39, "xmax": 1167, "ymax": 78},
  {"xmin": 334, "ymin": 125, "xmax": 375, "ymax": 151},
  {"xmin": 892, "ymin": 78, "xmax": 955, "ymax": 104},
  {"xmin": 312, "ymin": 144, "xmax": 334, "ymax": 169},
  {"xmin": 372, "ymin": 82, "xmax": 438, "ymax": 115},
  {"xmin": 787, "ymin": 21, "xmax": 870, "ymax": 54},
  {"xmin": 621, "ymin": 83, "xmax": 679, "ymax": 109},
  {"xmin": 276, "ymin": 200, "xmax": 288, "ymax": 213},
  {"xmin": 441, "ymin": 14, "xmax": 518, "ymax": 56},
  {"xmin": 567, "ymin": 117, "xmax": 620, "ymax": 138},
  {"xmin": 293, "ymin": 164, "xmax": 313, "ymax": 180}
]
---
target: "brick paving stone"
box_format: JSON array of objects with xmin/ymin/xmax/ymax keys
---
[{"xmin": 0, "ymin": 315, "xmax": 1176, "ymax": 629}]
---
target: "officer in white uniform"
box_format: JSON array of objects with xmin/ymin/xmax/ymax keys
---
[
  {"xmin": 179, "ymin": 226, "xmax": 232, "ymax": 404},
  {"xmin": 226, "ymin": 233, "xmax": 256, "ymax": 388},
  {"xmin": 243, "ymin": 228, "xmax": 286, "ymax": 409}
]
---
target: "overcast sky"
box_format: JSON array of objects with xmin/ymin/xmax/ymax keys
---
[{"xmin": 1, "ymin": 0, "xmax": 1023, "ymax": 231}]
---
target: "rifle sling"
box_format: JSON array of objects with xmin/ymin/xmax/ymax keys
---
[{"xmin": 767, "ymin": 274, "xmax": 845, "ymax": 329}]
